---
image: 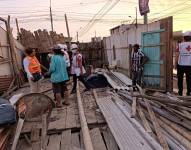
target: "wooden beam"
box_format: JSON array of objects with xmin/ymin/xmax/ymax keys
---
[
  {"xmin": 144, "ymin": 99, "xmax": 169, "ymax": 150},
  {"xmin": 137, "ymin": 102, "xmax": 152, "ymax": 133},
  {"xmin": 41, "ymin": 114, "xmax": 47, "ymax": 150},
  {"xmin": 76, "ymin": 82, "xmax": 94, "ymax": 150},
  {"xmin": 11, "ymin": 118, "xmax": 25, "ymax": 150}
]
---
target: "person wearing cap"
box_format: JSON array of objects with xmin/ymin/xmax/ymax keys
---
[
  {"xmin": 23, "ymin": 48, "xmax": 42, "ymax": 93},
  {"xmin": 175, "ymin": 31, "xmax": 191, "ymax": 96},
  {"xmin": 131, "ymin": 44, "xmax": 148, "ymax": 90},
  {"xmin": 49, "ymin": 46, "xmax": 69, "ymax": 107},
  {"xmin": 70, "ymin": 44, "xmax": 90, "ymax": 93}
]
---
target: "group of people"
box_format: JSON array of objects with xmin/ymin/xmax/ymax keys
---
[
  {"xmin": 23, "ymin": 44, "xmax": 90, "ymax": 108},
  {"xmin": 23, "ymin": 32, "xmax": 191, "ymax": 108}
]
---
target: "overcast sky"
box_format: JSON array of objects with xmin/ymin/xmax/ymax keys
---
[{"xmin": 0, "ymin": 0, "xmax": 191, "ymax": 41}]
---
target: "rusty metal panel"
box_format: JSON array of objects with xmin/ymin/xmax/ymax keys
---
[{"xmin": 0, "ymin": 75, "xmax": 13, "ymax": 92}]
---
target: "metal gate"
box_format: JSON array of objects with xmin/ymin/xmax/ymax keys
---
[{"xmin": 141, "ymin": 29, "xmax": 166, "ymax": 91}]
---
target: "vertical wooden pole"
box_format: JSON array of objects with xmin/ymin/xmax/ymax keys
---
[{"xmin": 7, "ymin": 15, "xmax": 21, "ymax": 87}]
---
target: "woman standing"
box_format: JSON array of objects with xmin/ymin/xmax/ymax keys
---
[
  {"xmin": 23, "ymin": 48, "xmax": 42, "ymax": 93},
  {"xmin": 49, "ymin": 46, "xmax": 69, "ymax": 107}
]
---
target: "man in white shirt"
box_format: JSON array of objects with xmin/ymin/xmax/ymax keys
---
[
  {"xmin": 70, "ymin": 44, "xmax": 90, "ymax": 93},
  {"xmin": 175, "ymin": 31, "xmax": 191, "ymax": 96}
]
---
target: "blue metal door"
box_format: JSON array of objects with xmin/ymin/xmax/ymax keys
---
[{"xmin": 141, "ymin": 29, "xmax": 166, "ymax": 90}]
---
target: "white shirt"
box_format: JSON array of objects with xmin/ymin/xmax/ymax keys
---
[
  {"xmin": 178, "ymin": 42, "xmax": 191, "ymax": 66},
  {"xmin": 63, "ymin": 51, "xmax": 70, "ymax": 67},
  {"xmin": 23, "ymin": 57, "xmax": 32, "ymax": 78},
  {"xmin": 71, "ymin": 53, "xmax": 86, "ymax": 76}
]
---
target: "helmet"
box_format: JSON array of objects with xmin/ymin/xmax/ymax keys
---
[
  {"xmin": 183, "ymin": 31, "xmax": 191, "ymax": 37},
  {"xmin": 57, "ymin": 44, "xmax": 67, "ymax": 51},
  {"xmin": 71, "ymin": 44, "xmax": 78, "ymax": 50}
]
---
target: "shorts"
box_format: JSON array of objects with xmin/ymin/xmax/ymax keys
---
[{"xmin": 52, "ymin": 81, "xmax": 68, "ymax": 94}]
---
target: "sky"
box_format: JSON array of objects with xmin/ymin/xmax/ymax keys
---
[{"xmin": 0, "ymin": 0, "xmax": 191, "ymax": 42}]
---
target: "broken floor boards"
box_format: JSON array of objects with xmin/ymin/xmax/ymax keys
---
[
  {"xmin": 96, "ymin": 96, "xmax": 154, "ymax": 150},
  {"xmin": 17, "ymin": 128, "xmax": 109, "ymax": 150}
]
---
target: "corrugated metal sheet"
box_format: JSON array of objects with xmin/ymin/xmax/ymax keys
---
[{"xmin": 0, "ymin": 75, "xmax": 13, "ymax": 92}]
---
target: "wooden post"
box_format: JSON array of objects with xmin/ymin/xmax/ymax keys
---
[
  {"xmin": 11, "ymin": 118, "xmax": 24, "ymax": 150},
  {"xmin": 41, "ymin": 114, "xmax": 47, "ymax": 150},
  {"xmin": 76, "ymin": 82, "xmax": 94, "ymax": 150},
  {"xmin": 7, "ymin": 16, "xmax": 21, "ymax": 88},
  {"xmin": 144, "ymin": 99, "xmax": 169, "ymax": 150}
]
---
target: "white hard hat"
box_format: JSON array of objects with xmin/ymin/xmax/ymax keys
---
[
  {"xmin": 57, "ymin": 44, "xmax": 67, "ymax": 50},
  {"xmin": 183, "ymin": 31, "xmax": 191, "ymax": 37},
  {"xmin": 71, "ymin": 44, "xmax": 78, "ymax": 50}
]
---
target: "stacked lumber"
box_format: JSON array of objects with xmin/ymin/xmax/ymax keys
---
[
  {"xmin": 100, "ymin": 70, "xmax": 191, "ymax": 149},
  {"xmin": 0, "ymin": 127, "xmax": 11, "ymax": 149},
  {"xmin": 20, "ymin": 28, "xmax": 72, "ymax": 53}
]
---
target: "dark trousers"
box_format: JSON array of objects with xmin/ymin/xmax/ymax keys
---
[
  {"xmin": 177, "ymin": 65, "xmax": 191, "ymax": 95},
  {"xmin": 72, "ymin": 74, "xmax": 90, "ymax": 91},
  {"xmin": 132, "ymin": 70, "xmax": 142, "ymax": 86}
]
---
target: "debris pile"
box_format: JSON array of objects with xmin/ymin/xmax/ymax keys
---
[{"xmin": 101, "ymin": 70, "xmax": 191, "ymax": 149}]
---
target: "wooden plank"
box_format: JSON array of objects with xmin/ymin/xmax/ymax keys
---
[
  {"xmin": 144, "ymin": 99, "xmax": 169, "ymax": 150},
  {"xmin": 76, "ymin": 82, "xmax": 94, "ymax": 150},
  {"xmin": 31, "ymin": 127, "xmax": 40, "ymax": 150},
  {"xmin": 113, "ymin": 95, "xmax": 163, "ymax": 150},
  {"xmin": 11, "ymin": 118, "xmax": 24, "ymax": 150},
  {"xmin": 90, "ymin": 128, "xmax": 107, "ymax": 150},
  {"xmin": 61, "ymin": 130, "xmax": 72, "ymax": 150},
  {"xmin": 66, "ymin": 106, "xmax": 77, "ymax": 129},
  {"xmin": 41, "ymin": 114, "xmax": 47, "ymax": 150},
  {"xmin": 159, "ymin": 118, "xmax": 191, "ymax": 149},
  {"xmin": 16, "ymin": 139, "xmax": 32, "ymax": 150},
  {"xmin": 131, "ymin": 96, "xmax": 137, "ymax": 118},
  {"xmin": 47, "ymin": 134, "xmax": 61, "ymax": 150},
  {"xmin": 48, "ymin": 108, "xmax": 67, "ymax": 131},
  {"xmin": 102, "ymin": 128, "xmax": 119, "ymax": 150},
  {"xmin": 72, "ymin": 133, "xmax": 81, "ymax": 148},
  {"xmin": 159, "ymin": 116, "xmax": 191, "ymax": 141},
  {"xmin": 137, "ymin": 102, "xmax": 152, "ymax": 133},
  {"xmin": 96, "ymin": 96, "xmax": 154, "ymax": 150}
]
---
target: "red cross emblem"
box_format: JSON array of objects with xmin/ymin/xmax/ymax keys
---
[{"xmin": 186, "ymin": 45, "xmax": 191, "ymax": 51}]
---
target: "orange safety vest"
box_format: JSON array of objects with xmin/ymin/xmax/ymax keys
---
[{"xmin": 27, "ymin": 56, "xmax": 41, "ymax": 74}]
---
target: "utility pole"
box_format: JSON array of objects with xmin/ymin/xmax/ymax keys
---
[
  {"xmin": 76, "ymin": 31, "xmax": 79, "ymax": 42},
  {"xmin": 65, "ymin": 14, "xmax": 70, "ymax": 38},
  {"xmin": 15, "ymin": 18, "xmax": 21, "ymax": 41},
  {"xmin": 144, "ymin": 13, "xmax": 148, "ymax": 24},
  {"xmin": 65, "ymin": 14, "xmax": 71, "ymax": 49},
  {"xmin": 50, "ymin": 0, "xmax": 54, "ymax": 31},
  {"xmin": 135, "ymin": 7, "xmax": 138, "ymax": 28}
]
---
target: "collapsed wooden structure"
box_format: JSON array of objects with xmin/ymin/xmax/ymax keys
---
[{"xmin": 0, "ymin": 16, "xmax": 25, "ymax": 96}]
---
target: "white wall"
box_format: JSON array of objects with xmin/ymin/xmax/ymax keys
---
[{"xmin": 104, "ymin": 21, "xmax": 160, "ymax": 74}]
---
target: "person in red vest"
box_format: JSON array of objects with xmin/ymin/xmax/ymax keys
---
[
  {"xmin": 175, "ymin": 31, "xmax": 191, "ymax": 96},
  {"xmin": 23, "ymin": 48, "xmax": 42, "ymax": 93}
]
